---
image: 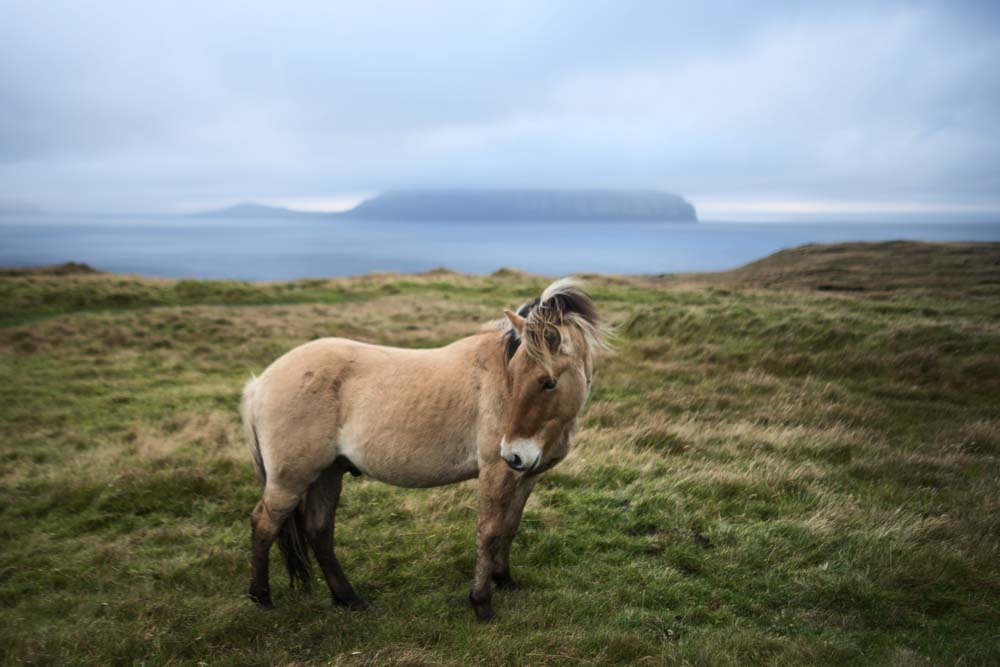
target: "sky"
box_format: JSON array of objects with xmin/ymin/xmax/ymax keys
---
[{"xmin": 1, "ymin": 0, "xmax": 999, "ymax": 220}]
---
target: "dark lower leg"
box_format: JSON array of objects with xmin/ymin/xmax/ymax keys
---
[
  {"xmin": 492, "ymin": 535, "xmax": 518, "ymax": 590},
  {"xmin": 470, "ymin": 533, "xmax": 501, "ymax": 622},
  {"xmin": 248, "ymin": 500, "xmax": 280, "ymax": 608},
  {"xmin": 307, "ymin": 522, "xmax": 368, "ymax": 610},
  {"xmin": 305, "ymin": 467, "xmax": 368, "ymax": 610}
]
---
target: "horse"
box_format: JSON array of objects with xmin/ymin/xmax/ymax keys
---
[{"xmin": 240, "ymin": 278, "xmax": 610, "ymax": 621}]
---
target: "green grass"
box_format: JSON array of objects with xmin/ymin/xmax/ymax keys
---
[{"xmin": 2, "ymin": 242, "xmax": 999, "ymax": 665}]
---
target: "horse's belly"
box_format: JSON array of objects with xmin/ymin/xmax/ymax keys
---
[
  {"xmin": 337, "ymin": 423, "xmax": 480, "ymax": 488},
  {"xmin": 357, "ymin": 453, "xmax": 479, "ymax": 488}
]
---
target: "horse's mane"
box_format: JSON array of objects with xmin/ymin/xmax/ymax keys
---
[{"xmin": 487, "ymin": 278, "xmax": 612, "ymax": 368}]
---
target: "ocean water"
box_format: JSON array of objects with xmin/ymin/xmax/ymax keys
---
[{"xmin": 1, "ymin": 216, "xmax": 998, "ymax": 280}]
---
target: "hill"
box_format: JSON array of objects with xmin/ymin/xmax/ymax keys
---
[
  {"xmin": 1, "ymin": 242, "xmax": 998, "ymax": 664},
  {"xmin": 661, "ymin": 240, "xmax": 1000, "ymax": 295},
  {"xmin": 0, "ymin": 261, "xmax": 99, "ymax": 277}
]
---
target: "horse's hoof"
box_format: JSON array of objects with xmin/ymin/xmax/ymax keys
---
[
  {"xmin": 474, "ymin": 606, "xmax": 497, "ymax": 623},
  {"xmin": 347, "ymin": 597, "xmax": 371, "ymax": 612},
  {"xmin": 469, "ymin": 592, "xmax": 497, "ymax": 622},
  {"xmin": 334, "ymin": 592, "xmax": 370, "ymax": 611},
  {"xmin": 249, "ymin": 594, "xmax": 274, "ymax": 610},
  {"xmin": 248, "ymin": 586, "xmax": 273, "ymax": 609},
  {"xmin": 493, "ymin": 574, "xmax": 520, "ymax": 590}
]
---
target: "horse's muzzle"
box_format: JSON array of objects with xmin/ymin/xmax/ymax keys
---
[{"xmin": 500, "ymin": 437, "xmax": 541, "ymax": 472}]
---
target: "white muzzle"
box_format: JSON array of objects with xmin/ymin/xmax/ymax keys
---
[{"xmin": 499, "ymin": 437, "xmax": 541, "ymax": 472}]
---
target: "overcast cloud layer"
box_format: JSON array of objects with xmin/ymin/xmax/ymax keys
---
[{"xmin": 2, "ymin": 0, "xmax": 999, "ymax": 217}]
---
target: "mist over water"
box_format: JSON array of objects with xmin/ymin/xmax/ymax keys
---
[{"xmin": 2, "ymin": 216, "xmax": 998, "ymax": 280}]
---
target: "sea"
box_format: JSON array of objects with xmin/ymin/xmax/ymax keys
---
[{"xmin": 1, "ymin": 216, "xmax": 998, "ymax": 280}]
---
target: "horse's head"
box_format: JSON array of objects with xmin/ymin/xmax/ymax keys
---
[{"xmin": 498, "ymin": 279, "xmax": 611, "ymax": 474}]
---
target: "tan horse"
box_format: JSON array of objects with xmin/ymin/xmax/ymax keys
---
[{"xmin": 240, "ymin": 278, "xmax": 610, "ymax": 620}]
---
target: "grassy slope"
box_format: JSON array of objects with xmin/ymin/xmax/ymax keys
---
[{"xmin": 1, "ymin": 242, "xmax": 999, "ymax": 665}]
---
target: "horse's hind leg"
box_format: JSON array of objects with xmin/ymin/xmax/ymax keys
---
[
  {"xmin": 303, "ymin": 463, "xmax": 369, "ymax": 610},
  {"xmin": 248, "ymin": 485, "xmax": 299, "ymax": 608}
]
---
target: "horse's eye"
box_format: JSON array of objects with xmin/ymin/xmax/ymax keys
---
[{"xmin": 541, "ymin": 377, "xmax": 558, "ymax": 392}]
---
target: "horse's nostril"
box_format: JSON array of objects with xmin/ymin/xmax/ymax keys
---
[{"xmin": 502, "ymin": 446, "xmax": 533, "ymax": 471}]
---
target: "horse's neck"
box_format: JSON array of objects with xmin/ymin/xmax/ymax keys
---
[{"xmin": 468, "ymin": 331, "xmax": 513, "ymax": 425}]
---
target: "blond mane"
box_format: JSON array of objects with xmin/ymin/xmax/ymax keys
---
[{"xmin": 487, "ymin": 278, "xmax": 612, "ymax": 369}]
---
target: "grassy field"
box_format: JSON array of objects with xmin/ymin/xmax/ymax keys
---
[{"xmin": 2, "ymin": 241, "xmax": 999, "ymax": 665}]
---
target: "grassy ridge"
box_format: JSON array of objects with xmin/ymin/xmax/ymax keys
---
[{"xmin": 2, "ymin": 242, "xmax": 999, "ymax": 665}]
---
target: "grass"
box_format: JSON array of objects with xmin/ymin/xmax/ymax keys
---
[{"xmin": 1, "ymin": 241, "xmax": 999, "ymax": 665}]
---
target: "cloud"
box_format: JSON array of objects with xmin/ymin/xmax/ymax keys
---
[{"xmin": 1, "ymin": 1, "xmax": 998, "ymax": 214}]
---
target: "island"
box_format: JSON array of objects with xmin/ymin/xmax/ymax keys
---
[
  {"xmin": 341, "ymin": 189, "xmax": 697, "ymax": 222},
  {"xmin": 195, "ymin": 189, "xmax": 697, "ymax": 222}
]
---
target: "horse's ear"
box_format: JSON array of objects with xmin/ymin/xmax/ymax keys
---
[{"xmin": 504, "ymin": 309, "xmax": 525, "ymax": 336}]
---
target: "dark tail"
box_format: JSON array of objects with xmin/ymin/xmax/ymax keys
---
[{"xmin": 277, "ymin": 506, "xmax": 312, "ymax": 592}]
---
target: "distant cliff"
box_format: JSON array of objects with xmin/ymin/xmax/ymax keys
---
[
  {"xmin": 339, "ymin": 189, "xmax": 697, "ymax": 222},
  {"xmin": 192, "ymin": 203, "xmax": 317, "ymax": 219}
]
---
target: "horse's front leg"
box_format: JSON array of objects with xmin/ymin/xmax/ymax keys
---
[
  {"xmin": 469, "ymin": 460, "xmax": 519, "ymax": 622},
  {"xmin": 492, "ymin": 475, "xmax": 538, "ymax": 590}
]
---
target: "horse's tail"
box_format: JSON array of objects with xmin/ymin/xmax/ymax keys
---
[
  {"xmin": 241, "ymin": 376, "xmax": 266, "ymax": 484},
  {"xmin": 277, "ymin": 507, "xmax": 312, "ymax": 592}
]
